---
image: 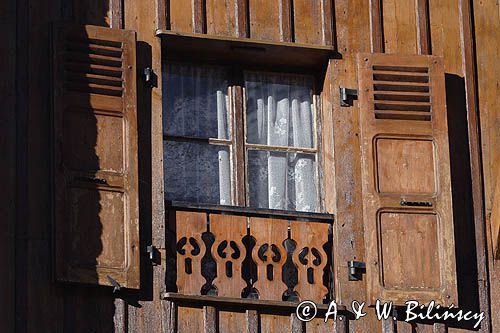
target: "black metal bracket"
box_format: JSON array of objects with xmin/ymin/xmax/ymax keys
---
[
  {"xmin": 106, "ymin": 275, "xmax": 122, "ymax": 293},
  {"xmin": 340, "ymin": 87, "xmax": 358, "ymax": 107},
  {"xmin": 146, "ymin": 245, "xmax": 161, "ymax": 266},
  {"xmin": 348, "ymin": 261, "xmax": 366, "ymax": 281},
  {"xmin": 143, "ymin": 67, "xmax": 158, "ymax": 88}
]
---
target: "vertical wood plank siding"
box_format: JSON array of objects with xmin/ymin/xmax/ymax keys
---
[
  {"xmin": 474, "ymin": 0, "xmax": 500, "ymax": 331},
  {"xmin": 4, "ymin": 0, "xmax": 498, "ymax": 331}
]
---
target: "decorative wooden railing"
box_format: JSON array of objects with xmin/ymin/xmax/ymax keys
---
[{"xmin": 165, "ymin": 202, "xmax": 335, "ymax": 305}]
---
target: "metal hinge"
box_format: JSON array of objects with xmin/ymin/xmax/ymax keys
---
[
  {"xmin": 146, "ymin": 245, "xmax": 161, "ymax": 266},
  {"xmin": 347, "ymin": 261, "xmax": 366, "ymax": 281},
  {"xmin": 339, "ymin": 87, "xmax": 358, "ymax": 107},
  {"xmin": 143, "ymin": 67, "xmax": 157, "ymax": 88}
]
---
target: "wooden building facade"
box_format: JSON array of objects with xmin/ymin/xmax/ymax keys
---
[{"xmin": 2, "ymin": 0, "xmax": 500, "ymax": 332}]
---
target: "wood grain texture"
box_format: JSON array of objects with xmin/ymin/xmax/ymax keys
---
[
  {"xmin": 330, "ymin": 0, "xmax": 382, "ymax": 331},
  {"xmin": 433, "ymin": 322, "xmax": 447, "ymax": 333},
  {"xmin": 491, "ymin": 167, "xmax": 500, "ymax": 259},
  {"xmin": 246, "ymin": 310, "xmax": 259, "ymax": 333},
  {"xmin": 206, "ymin": 0, "xmax": 238, "ymax": 36},
  {"xmin": 250, "ymin": 217, "xmax": 288, "ymax": 300},
  {"xmin": 358, "ymin": 53, "xmax": 457, "ymax": 306},
  {"xmin": 459, "ymin": 0, "xmax": 492, "ymax": 330},
  {"xmin": 415, "ymin": 0, "xmax": 430, "ymax": 54},
  {"xmin": 163, "ymin": 301, "xmax": 177, "ymax": 333},
  {"xmin": 382, "ymin": 0, "xmax": 418, "ymax": 54},
  {"xmin": 260, "ymin": 314, "xmax": 290, "ymax": 333},
  {"xmin": 369, "ymin": 0, "xmax": 384, "ymax": 52},
  {"xmin": 204, "ymin": 306, "xmax": 217, "ymax": 333},
  {"xmin": 290, "ymin": 313, "xmax": 305, "ymax": 332},
  {"xmin": 210, "ymin": 214, "xmax": 247, "ymax": 297},
  {"xmin": 177, "ymin": 307, "xmax": 204, "ymax": 333},
  {"xmin": 218, "ymin": 311, "xmax": 246, "ymax": 333},
  {"xmin": 248, "ymin": 0, "xmax": 281, "ymax": 41},
  {"xmin": 292, "ymin": 0, "xmax": 333, "ymax": 46},
  {"xmin": 473, "ymin": 2, "xmax": 500, "ymax": 328},
  {"xmin": 125, "ymin": 0, "xmax": 167, "ymax": 330},
  {"xmin": 169, "ymin": 0, "xmax": 194, "ymax": 33},
  {"xmin": 52, "ymin": 24, "xmax": 140, "ymax": 289},
  {"xmin": 290, "ymin": 221, "xmax": 329, "ymax": 302},
  {"xmin": 176, "ymin": 211, "xmax": 207, "ymax": 295}
]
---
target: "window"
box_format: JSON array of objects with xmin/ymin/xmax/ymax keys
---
[{"xmin": 163, "ymin": 63, "xmax": 320, "ymax": 212}]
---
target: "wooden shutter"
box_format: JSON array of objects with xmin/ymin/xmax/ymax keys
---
[
  {"xmin": 357, "ymin": 53, "xmax": 457, "ymax": 306},
  {"xmin": 52, "ymin": 24, "xmax": 139, "ymax": 289},
  {"xmin": 491, "ymin": 165, "xmax": 500, "ymax": 259}
]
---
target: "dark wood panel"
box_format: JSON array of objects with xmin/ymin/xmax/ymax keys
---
[{"xmin": 0, "ymin": 0, "xmax": 17, "ymax": 330}]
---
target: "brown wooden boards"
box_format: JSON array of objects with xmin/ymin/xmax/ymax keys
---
[
  {"xmin": 52, "ymin": 24, "xmax": 139, "ymax": 288},
  {"xmin": 290, "ymin": 221, "xmax": 329, "ymax": 302},
  {"xmin": 250, "ymin": 217, "xmax": 288, "ymax": 300},
  {"xmin": 162, "ymin": 0, "xmax": 334, "ymax": 46},
  {"xmin": 175, "ymin": 211, "xmax": 206, "ymax": 295},
  {"xmin": 491, "ymin": 166, "xmax": 500, "ymax": 259},
  {"xmin": 211, "ymin": 214, "xmax": 247, "ymax": 297},
  {"xmin": 357, "ymin": 53, "xmax": 457, "ymax": 306}
]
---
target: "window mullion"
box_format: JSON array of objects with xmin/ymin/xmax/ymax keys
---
[{"xmin": 231, "ymin": 82, "xmax": 246, "ymax": 207}]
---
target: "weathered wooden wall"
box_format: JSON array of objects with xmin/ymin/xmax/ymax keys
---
[
  {"xmin": 2, "ymin": 0, "xmax": 498, "ymax": 332},
  {"xmin": 474, "ymin": 1, "xmax": 500, "ymax": 332}
]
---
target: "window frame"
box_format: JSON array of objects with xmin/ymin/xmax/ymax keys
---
[{"xmin": 162, "ymin": 60, "xmax": 325, "ymax": 213}]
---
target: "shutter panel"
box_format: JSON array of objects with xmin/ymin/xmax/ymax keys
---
[
  {"xmin": 357, "ymin": 53, "xmax": 457, "ymax": 306},
  {"xmin": 491, "ymin": 165, "xmax": 500, "ymax": 259},
  {"xmin": 52, "ymin": 24, "xmax": 139, "ymax": 289}
]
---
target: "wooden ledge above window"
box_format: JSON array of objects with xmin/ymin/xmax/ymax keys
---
[{"xmin": 156, "ymin": 30, "xmax": 340, "ymax": 73}]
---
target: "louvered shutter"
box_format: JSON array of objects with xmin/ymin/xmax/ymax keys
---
[
  {"xmin": 357, "ymin": 53, "xmax": 457, "ymax": 306},
  {"xmin": 491, "ymin": 165, "xmax": 500, "ymax": 259},
  {"xmin": 52, "ymin": 24, "xmax": 140, "ymax": 289}
]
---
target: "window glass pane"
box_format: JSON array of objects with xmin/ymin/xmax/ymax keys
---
[
  {"xmin": 245, "ymin": 72, "xmax": 314, "ymax": 148},
  {"xmin": 163, "ymin": 64, "xmax": 230, "ymax": 139},
  {"xmin": 164, "ymin": 141, "xmax": 232, "ymax": 205},
  {"xmin": 247, "ymin": 150, "xmax": 318, "ymax": 212}
]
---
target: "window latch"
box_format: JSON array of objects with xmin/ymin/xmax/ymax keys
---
[
  {"xmin": 143, "ymin": 67, "xmax": 157, "ymax": 88},
  {"xmin": 146, "ymin": 245, "xmax": 161, "ymax": 266},
  {"xmin": 340, "ymin": 87, "xmax": 358, "ymax": 107},
  {"xmin": 347, "ymin": 260, "xmax": 366, "ymax": 281}
]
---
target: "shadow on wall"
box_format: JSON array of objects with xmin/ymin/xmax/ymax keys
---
[
  {"xmin": 445, "ymin": 73, "xmax": 480, "ymax": 330},
  {"xmin": 54, "ymin": 3, "xmax": 153, "ymax": 330}
]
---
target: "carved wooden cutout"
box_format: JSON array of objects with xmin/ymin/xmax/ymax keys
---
[
  {"xmin": 291, "ymin": 221, "xmax": 329, "ymax": 302},
  {"xmin": 176, "ymin": 211, "xmax": 206, "ymax": 295},
  {"xmin": 250, "ymin": 217, "xmax": 288, "ymax": 300},
  {"xmin": 210, "ymin": 214, "xmax": 247, "ymax": 297}
]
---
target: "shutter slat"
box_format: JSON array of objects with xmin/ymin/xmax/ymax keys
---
[
  {"xmin": 357, "ymin": 53, "xmax": 457, "ymax": 306},
  {"xmin": 53, "ymin": 24, "xmax": 139, "ymax": 289}
]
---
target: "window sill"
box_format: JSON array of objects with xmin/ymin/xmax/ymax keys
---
[
  {"xmin": 165, "ymin": 200, "xmax": 334, "ymax": 223},
  {"xmin": 156, "ymin": 30, "xmax": 341, "ymax": 74},
  {"xmin": 163, "ymin": 292, "xmax": 348, "ymax": 313}
]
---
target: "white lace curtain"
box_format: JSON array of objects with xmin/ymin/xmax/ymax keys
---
[
  {"xmin": 163, "ymin": 66, "xmax": 318, "ymax": 212},
  {"xmin": 163, "ymin": 64, "xmax": 231, "ymax": 205},
  {"xmin": 245, "ymin": 72, "xmax": 318, "ymax": 212}
]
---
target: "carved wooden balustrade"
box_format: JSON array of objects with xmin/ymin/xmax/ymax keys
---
[{"xmin": 165, "ymin": 203, "xmax": 335, "ymax": 305}]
